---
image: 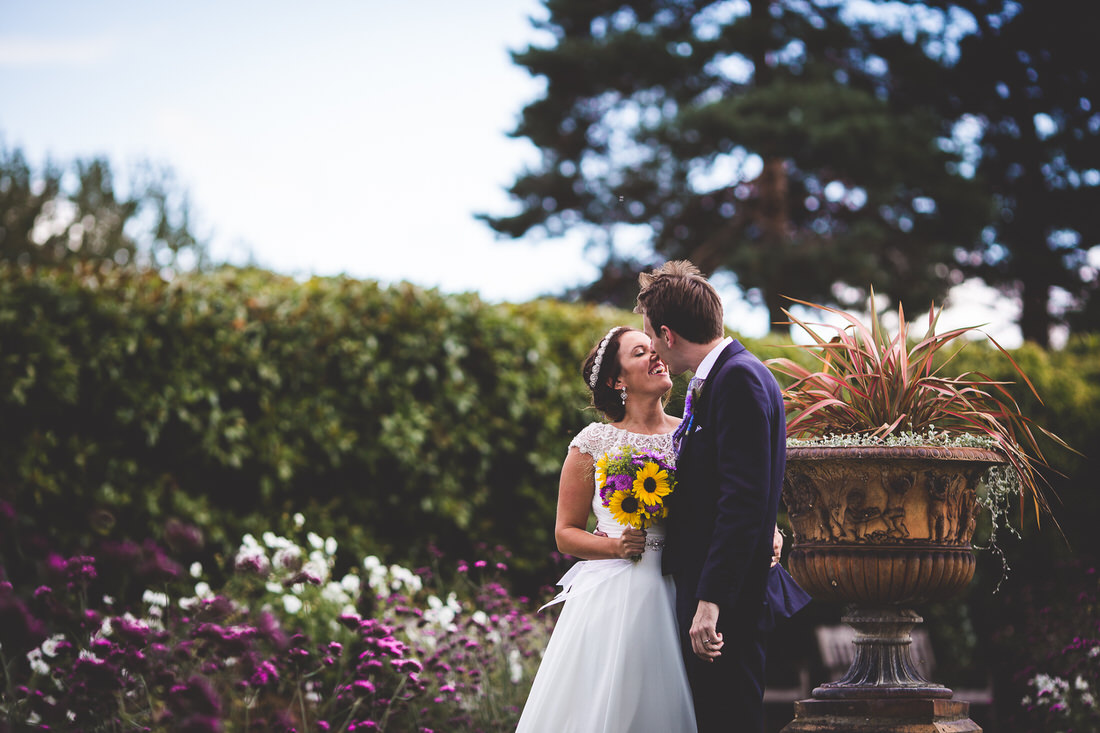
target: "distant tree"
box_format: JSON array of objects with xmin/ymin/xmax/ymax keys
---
[
  {"xmin": 940, "ymin": 0, "xmax": 1100, "ymax": 344},
  {"xmin": 0, "ymin": 145, "xmax": 207, "ymax": 273},
  {"xmin": 483, "ymin": 0, "xmax": 988, "ymax": 327}
]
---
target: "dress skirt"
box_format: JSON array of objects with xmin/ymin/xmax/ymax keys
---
[{"xmin": 516, "ymin": 540, "xmax": 697, "ymax": 732}]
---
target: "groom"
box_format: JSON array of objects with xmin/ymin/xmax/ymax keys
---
[{"xmin": 637, "ymin": 260, "xmax": 787, "ymax": 733}]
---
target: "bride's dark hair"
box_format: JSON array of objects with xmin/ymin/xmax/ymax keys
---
[{"xmin": 581, "ymin": 327, "xmax": 635, "ymax": 422}]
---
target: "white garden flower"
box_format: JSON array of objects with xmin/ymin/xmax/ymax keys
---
[
  {"xmin": 190, "ymin": 562, "xmax": 203, "ymax": 579},
  {"xmin": 283, "ymin": 594, "xmax": 303, "ymax": 614},
  {"xmin": 293, "ymin": 512, "xmax": 305, "ymax": 528},
  {"xmin": 273, "ymin": 545, "xmax": 301, "ymax": 570},
  {"xmin": 321, "ymin": 582, "xmax": 350, "ymax": 605},
  {"xmin": 41, "ymin": 634, "xmax": 66, "ymax": 658},
  {"xmin": 307, "ymin": 532, "xmax": 324, "ymax": 550},
  {"xmin": 263, "ymin": 531, "xmax": 294, "ymax": 550},
  {"xmin": 339, "ymin": 573, "xmax": 360, "ymax": 594},
  {"xmin": 27, "ymin": 648, "xmax": 49, "ymax": 675},
  {"xmin": 142, "ymin": 589, "xmax": 169, "ymax": 607},
  {"xmin": 508, "ymin": 648, "xmax": 524, "ymax": 684}
]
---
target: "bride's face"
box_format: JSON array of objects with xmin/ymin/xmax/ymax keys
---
[{"xmin": 613, "ymin": 331, "xmax": 672, "ymax": 394}]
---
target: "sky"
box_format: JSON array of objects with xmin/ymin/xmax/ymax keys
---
[{"xmin": 0, "ymin": 0, "xmax": 1026, "ymax": 345}]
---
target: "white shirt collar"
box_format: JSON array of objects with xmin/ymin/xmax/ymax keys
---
[{"xmin": 694, "ymin": 337, "xmax": 733, "ymax": 381}]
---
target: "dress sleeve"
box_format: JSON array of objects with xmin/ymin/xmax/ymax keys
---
[{"xmin": 568, "ymin": 423, "xmax": 603, "ymax": 458}]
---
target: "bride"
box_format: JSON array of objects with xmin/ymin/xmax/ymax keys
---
[{"xmin": 516, "ymin": 326, "xmax": 697, "ymax": 732}]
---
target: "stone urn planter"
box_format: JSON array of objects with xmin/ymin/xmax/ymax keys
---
[
  {"xmin": 779, "ymin": 443, "xmax": 1004, "ymax": 732},
  {"xmin": 765, "ymin": 292, "xmax": 1074, "ymax": 732}
]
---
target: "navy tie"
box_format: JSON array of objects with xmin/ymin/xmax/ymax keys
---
[{"xmin": 672, "ymin": 376, "xmax": 704, "ymax": 455}]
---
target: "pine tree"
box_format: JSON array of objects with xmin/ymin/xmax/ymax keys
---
[
  {"xmin": 484, "ymin": 0, "xmax": 987, "ymax": 328},
  {"xmin": 941, "ymin": 0, "xmax": 1100, "ymax": 345}
]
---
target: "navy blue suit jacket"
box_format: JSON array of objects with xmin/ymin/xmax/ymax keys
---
[{"xmin": 662, "ymin": 339, "xmax": 787, "ymax": 631}]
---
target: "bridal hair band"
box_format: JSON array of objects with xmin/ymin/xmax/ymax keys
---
[{"xmin": 588, "ymin": 326, "xmax": 623, "ymax": 390}]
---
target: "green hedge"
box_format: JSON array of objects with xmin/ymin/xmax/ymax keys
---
[
  {"xmin": 2, "ymin": 264, "xmax": 1097, "ymax": 592},
  {"xmin": 0, "ymin": 265, "xmax": 646, "ymax": 584}
]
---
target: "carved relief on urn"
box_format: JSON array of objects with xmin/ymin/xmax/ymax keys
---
[{"xmin": 782, "ymin": 444, "xmax": 1002, "ymax": 605}]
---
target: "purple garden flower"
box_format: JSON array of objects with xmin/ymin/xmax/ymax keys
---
[
  {"xmin": 164, "ymin": 518, "xmax": 205, "ymax": 554},
  {"xmin": 0, "ymin": 583, "xmax": 46, "ymax": 653},
  {"xmin": 168, "ymin": 674, "xmax": 221, "ymax": 717},
  {"xmin": 136, "ymin": 540, "xmax": 184, "ymax": 582}
]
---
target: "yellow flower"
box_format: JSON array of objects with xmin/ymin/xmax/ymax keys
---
[
  {"xmin": 633, "ymin": 461, "xmax": 672, "ymax": 506},
  {"xmin": 594, "ymin": 452, "xmax": 610, "ymax": 488},
  {"xmin": 608, "ymin": 489, "xmax": 644, "ymax": 529}
]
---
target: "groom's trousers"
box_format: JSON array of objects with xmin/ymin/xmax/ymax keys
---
[{"xmin": 678, "ymin": 600, "xmax": 769, "ymax": 733}]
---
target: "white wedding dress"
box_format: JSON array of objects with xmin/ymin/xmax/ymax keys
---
[{"xmin": 516, "ymin": 423, "xmax": 697, "ymax": 733}]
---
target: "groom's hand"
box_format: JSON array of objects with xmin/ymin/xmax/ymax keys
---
[{"xmin": 690, "ymin": 600, "xmax": 723, "ymax": 661}]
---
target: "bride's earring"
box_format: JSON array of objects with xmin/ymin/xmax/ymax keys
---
[{"xmin": 620, "ymin": 386, "xmax": 627, "ymax": 405}]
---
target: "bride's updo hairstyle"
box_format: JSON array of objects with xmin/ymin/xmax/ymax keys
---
[{"xmin": 582, "ymin": 326, "xmax": 635, "ymax": 422}]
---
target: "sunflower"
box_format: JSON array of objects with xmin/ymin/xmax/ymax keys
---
[
  {"xmin": 607, "ymin": 489, "xmax": 644, "ymax": 529},
  {"xmin": 633, "ymin": 461, "xmax": 672, "ymax": 506},
  {"xmin": 594, "ymin": 452, "xmax": 611, "ymax": 488}
]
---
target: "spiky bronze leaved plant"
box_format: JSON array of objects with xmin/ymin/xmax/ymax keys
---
[{"xmin": 765, "ymin": 291, "xmax": 1073, "ymax": 524}]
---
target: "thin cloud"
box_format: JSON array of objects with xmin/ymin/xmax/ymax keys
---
[{"xmin": 0, "ymin": 34, "xmax": 119, "ymax": 68}]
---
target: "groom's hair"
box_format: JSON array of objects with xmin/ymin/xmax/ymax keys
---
[{"xmin": 635, "ymin": 260, "xmax": 724, "ymax": 344}]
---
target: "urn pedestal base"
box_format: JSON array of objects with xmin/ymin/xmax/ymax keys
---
[
  {"xmin": 779, "ymin": 607, "xmax": 981, "ymax": 731},
  {"xmin": 779, "ymin": 698, "xmax": 981, "ymax": 733}
]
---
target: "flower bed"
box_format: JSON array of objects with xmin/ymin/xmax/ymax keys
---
[{"xmin": 0, "ymin": 505, "xmax": 554, "ymax": 731}]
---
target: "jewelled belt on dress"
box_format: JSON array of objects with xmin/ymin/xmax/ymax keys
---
[{"xmin": 645, "ymin": 536, "xmax": 665, "ymax": 550}]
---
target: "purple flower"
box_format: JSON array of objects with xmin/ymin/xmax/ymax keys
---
[
  {"xmin": 65, "ymin": 555, "xmax": 97, "ymax": 589},
  {"xmin": 348, "ymin": 679, "xmax": 376, "ymax": 696},
  {"xmin": 0, "ymin": 584, "xmax": 46, "ymax": 653},
  {"xmin": 137, "ymin": 540, "xmax": 183, "ymax": 582},
  {"xmin": 194, "ymin": 622, "xmax": 257, "ymax": 656},
  {"xmin": 283, "ymin": 569, "xmax": 322, "ymax": 586},
  {"xmin": 234, "ymin": 552, "xmax": 268, "ymax": 575},
  {"xmin": 255, "ymin": 610, "xmax": 289, "ymax": 650},
  {"xmin": 600, "ymin": 474, "xmax": 632, "ymax": 504},
  {"xmin": 97, "ymin": 539, "xmax": 143, "ymax": 566},
  {"xmin": 111, "ymin": 615, "xmax": 152, "ymax": 646},
  {"xmin": 249, "ymin": 659, "xmax": 279, "ymax": 687},
  {"xmin": 164, "ymin": 518, "xmax": 204, "ymax": 554},
  {"xmin": 167, "ymin": 675, "xmax": 221, "ymax": 717},
  {"xmin": 393, "ymin": 658, "xmax": 424, "ymax": 673},
  {"xmin": 72, "ymin": 655, "xmax": 122, "ymax": 693}
]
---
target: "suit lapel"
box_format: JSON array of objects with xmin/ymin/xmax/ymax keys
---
[{"xmin": 689, "ymin": 340, "xmax": 744, "ymax": 433}]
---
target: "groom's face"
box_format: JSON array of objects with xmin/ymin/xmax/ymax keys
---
[{"xmin": 642, "ymin": 314, "xmax": 682, "ymax": 376}]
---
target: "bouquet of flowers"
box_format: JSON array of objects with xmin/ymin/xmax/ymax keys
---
[{"xmin": 596, "ymin": 445, "xmax": 677, "ymax": 529}]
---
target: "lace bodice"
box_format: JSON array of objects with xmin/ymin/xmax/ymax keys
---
[
  {"xmin": 569, "ymin": 422, "xmax": 677, "ymax": 537},
  {"xmin": 569, "ymin": 422, "xmax": 678, "ymax": 462}
]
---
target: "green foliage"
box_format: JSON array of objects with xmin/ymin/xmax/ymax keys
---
[
  {"xmin": 942, "ymin": 1, "xmax": 1100, "ymax": 344},
  {"xmin": 2, "ymin": 264, "xmax": 1097, "ymax": 595},
  {"xmin": 0, "ymin": 264, "xmax": 634, "ymax": 587},
  {"xmin": 483, "ymin": 1, "xmax": 988, "ymax": 326},
  {"xmin": 0, "ymin": 144, "xmax": 206, "ymax": 273}
]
